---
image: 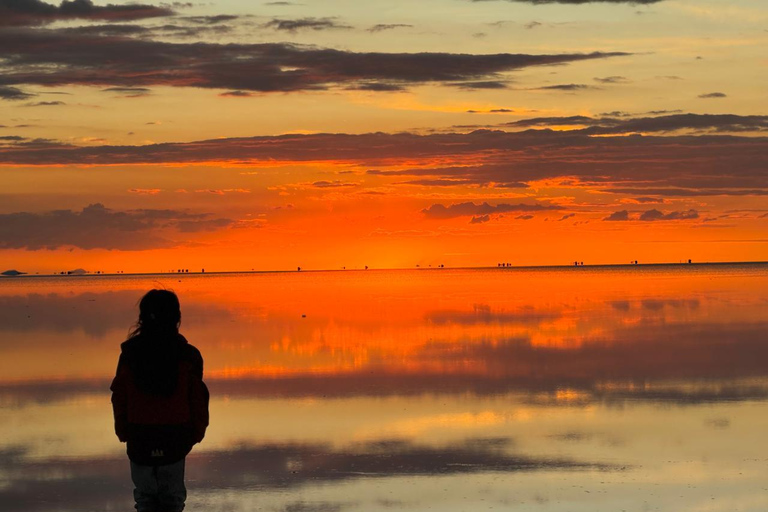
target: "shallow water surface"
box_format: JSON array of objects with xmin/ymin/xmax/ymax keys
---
[{"xmin": 1, "ymin": 264, "xmax": 768, "ymax": 511}]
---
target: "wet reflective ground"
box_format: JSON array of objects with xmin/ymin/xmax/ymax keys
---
[{"xmin": 1, "ymin": 264, "xmax": 768, "ymax": 511}]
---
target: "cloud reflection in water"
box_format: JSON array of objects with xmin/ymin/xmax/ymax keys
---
[
  {"xmin": 1, "ymin": 267, "xmax": 767, "ymax": 511},
  {"xmin": 0, "ymin": 438, "xmax": 606, "ymax": 512}
]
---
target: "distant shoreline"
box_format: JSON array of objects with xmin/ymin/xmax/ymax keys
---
[{"xmin": 3, "ymin": 260, "xmax": 767, "ymax": 279}]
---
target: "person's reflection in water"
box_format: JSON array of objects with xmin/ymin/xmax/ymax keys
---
[{"xmin": 111, "ymin": 289, "xmax": 209, "ymax": 512}]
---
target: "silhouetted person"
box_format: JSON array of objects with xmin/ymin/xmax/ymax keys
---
[{"xmin": 111, "ymin": 289, "xmax": 209, "ymax": 512}]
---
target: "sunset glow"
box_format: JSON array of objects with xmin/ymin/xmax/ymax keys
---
[{"xmin": 1, "ymin": 0, "xmax": 766, "ymax": 273}]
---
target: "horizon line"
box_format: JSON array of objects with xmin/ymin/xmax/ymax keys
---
[{"xmin": 3, "ymin": 260, "xmax": 768, "ymax": 279}]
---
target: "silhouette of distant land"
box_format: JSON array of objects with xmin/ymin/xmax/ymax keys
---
[
  {"xmin": 1, "ymin": 269, "xmax": 26, "ymax": 276},
  {"xmin": 7, "ymin": 260, "xmax": 767, "ymax": 279}
]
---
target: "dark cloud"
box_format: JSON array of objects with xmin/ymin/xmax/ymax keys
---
[
  {"xmin": 639, "ymin": 298, "xmax": 700, "ymax": 311},
  {"xmin": 310, "ymin": 180, "xmax": 358, "ymax": 188},
  {"xmin": 0, "ymin": 136, "xmax": 27, "ymax": 141},
  {"xmin": 0, "ymin": 203, "xmax": 234, "ymax": 250},
  {"xmin": 558, "ymin": 213, "xmax": 576, "ymax": 221},
  {"xmin": 607, "ymin": 187, "xmax": 768, "ymax": 197},
  {"xmin": 397, "ymin": 178, "xmax": 498, "ymax": 187},
  {"xmin": 605, "ymin": 187, "xmax": 768, "ymax": 196},
  {"xmin": 599, "ymin": 110, "xmax": 631, "ymax": 117},
  {"xmin": 264, "ymin": 17, "xmax": 351, "ymax": 32},
  {"xmin": 646, "ymin": 109, "xmax": 684, "ymax": 115},
  {"xmin": 423, "ymin": 202, "xmax": 561, "ymax": 219},
  {"xmin": 200, "ymin": 436, "xmax": 606, "ymax": 480},
  {"xmin": 467, "ymin": 108, "xmax": 515, "ymax": 113},
  {"xmin": 367, "ymin": 23, "xmax": 412, "ymax": 32},
  {"xmin": 594, "ymin": 75, "xmax": 629, "ymax": 83},
  {"xmin": 698, "ymin": 92, "xmax": 727, "ymax": 98},
  {"xmin": 524, "ymin": 21, "xmax": 542, "ymax": 29},
  {"xmin": 0, "ymin": 27, "xmax": 629, "ymax": 93},
  {"xmin": 349, "ymin": 82, "xmax": 405, "ymax": 92},
  {"xmin": 0, "ymin": 290, "xmax": 236, "ymax": 348},
  {"xmin": 219, "ymin": 90, "xmax": 254, "ymax": 97},
  {"xmin": 1, "ymin": 126, "xmax": 765, "ymax": 197},
  {"xmin": 450, "ymin": 80, "xmax": 510, "ymax": 90},
  {"xmin": 426, "ymin": 304, "xmax": 559, "ymax": 325},
  {"xmin": 101, "ymin": 86, "xmax": 151, "ymax": 96},
  {"xmin": 6, "ymin": 137, "xmax": 63, "ymax": 148},
  {"xmin": 469, "ymin": 214, "xmax": 490, "ymax": 224},
  {"xmin": 639, "ymin": 208, "xmax": 698, "ymax": 221},
  {"xmin": 149, "ymin": 22, "xmax": 233, "ymax": 38},
  {"xmin": 370, "ymin": 165, "xmax": 535, "ymax": 189},
  {"xmin": 506, "ymin": 115, "xmax": 594, "ymax": 127},
  {"xmin": 60, "ymin": 23, "xmax": 150, "ymax": 36},
  {"xmin": 633, "ymin": 196, "xmax": 664, "ymax": 203},
  {"xmin": 0, "ymin": 86, "xmax": 34, "ymax": 101},
  {"xmin": 604, "ymin": 210, "xmax": 629, "ymax": 221},
  {"xmin": 534, "ymin": 83, "xmax": 599, "ymax": 91},
  {"xmin": 24, "ymin": 100, "xmax": 65, "ymax": 107},
  {"xmin": 0, "ymin": 438, "xmax": 602, "ymax": 512},
  {"xmin": 505, "ymin": 113, "xmax": 768, "ymax": 134},
  {"xmin": 281, "ymin": 503, "xmax": 347, "ymax": 512},
  {"xmin": 0, "ymin": 0, "xmax": 174, "ymax": 27},
  {"xmin": 603, "ymin": 209, "xmax": 699, "ymax": 221},
  {"xmin": 636, "ymin": 210, "xmax": 663, "ymax": 221},
  {"xmin": 5, "ymin": 370, "xmax": 768, "ymax": 410},
  {"xmin": 419, "ymin": 320, "xmax": 768, "ymax": 400},
  {"xmin": 183, "ymin": 14, "xmax": 238, "ymax": 24},
  {"xmin": 0, "ymin": 290, "xmax": 140, "ymax": 338}
]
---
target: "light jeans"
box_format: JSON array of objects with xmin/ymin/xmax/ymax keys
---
[{"xmin": 130, "ymin": 459, "xmax": 187, "ymax": 512}]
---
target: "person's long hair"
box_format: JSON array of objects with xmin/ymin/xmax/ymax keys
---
[{"xmin": 127, "ymin": 289, "xmax": 183, "ymax": 396}]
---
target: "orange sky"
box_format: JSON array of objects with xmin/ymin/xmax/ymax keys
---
[{"xmin": 0, "ymin": 0, "xmax": 766, "ymax": 272}]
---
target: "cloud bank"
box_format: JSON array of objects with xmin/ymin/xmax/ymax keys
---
[
  {"xmin": 604, "ymin": 209, "xmax": 699, "ymax": 221},
  {"xmin": 504, "ymin": 113, "xmax": 768, "ymax": 134},
  {"xmin": 0, "ymin": 203, "xmax": 234, "ymax": 250},
  {"xmin": 1, "ymin": 121, "xmax": 766, "ymax": 197},
  {"xmin": 0, "ymin": 27, "xmax": 629, "ymax": 93},
  {"xmin": 0, "ymin": 0, "xmax": 174, "ymax": 27},
  {"xmin": 423, "ymin": 202, "xmax": 562, "ymax": 219}
]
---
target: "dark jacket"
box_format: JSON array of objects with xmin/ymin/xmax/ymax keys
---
[{"xmin": 110, "ymin": 333, "xmax": 209, "ymax": 466}]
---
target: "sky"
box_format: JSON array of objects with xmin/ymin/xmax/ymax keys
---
[{"xmin": 0, "ymin": 0, "xmax": 766, "ymax": 273}]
